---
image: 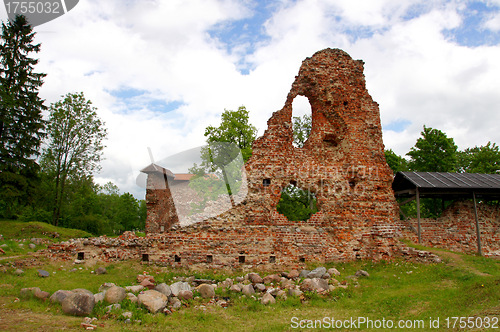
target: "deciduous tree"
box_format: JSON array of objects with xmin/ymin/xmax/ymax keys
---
[
  {"xmin": 41, "ymin": 92, "xmax": 107, "ymax": 226},
  {"xmin": 458, "ymin": 142, "xmax": 500, "ymax": 174},
  {"xmin": 407, "ymin": 126, "xmax": 458, "ymax": 172}
]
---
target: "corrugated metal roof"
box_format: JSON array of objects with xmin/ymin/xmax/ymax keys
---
[{"xmin": 393, "ymin": 172, "xmax": 500, "ymax": 191}]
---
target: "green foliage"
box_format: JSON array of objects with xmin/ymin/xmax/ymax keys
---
[
  {"xmin": 0, "ymin": 220, "xmax": 92, "ymax": 241},
  {"xmin": 384, "ymin": 149, "xmax": 409, "ymax": 174},
  {"xmin": 276, "ymin": 184, "xmax": 317, "ymax": 221},
  {"xmin": 204, "ymin": 106, "xmax": 257, "ymax": 163},
  {"xmin": 41, "ymin": 92, "xmax": 108, "ymax": 226},
  {"xmin": 293, "ymin": 114, "xmax": 312, "ymax": 148},
  {"xmin": 189, "ymin": 107, "xmax": 255, "ymax": 212},
  {"xmin": 406, "ymin": 126, "xmax": 458, "ymax": 172},
  {"xmin": 0, "ymin": 15, "xmax": 46, "ymax": 170},
  {"xmin": 458, "ymin": 141, "xmax": 500, "ymax": 174},
  {"xmin": 0, "ymin": 16, "xmax": 46, "ymax": 218}
]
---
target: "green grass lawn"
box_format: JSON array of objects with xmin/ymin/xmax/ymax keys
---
[
  {"xmin": 0, "ymin": 220, "xmax": 92, "ymax": 241},
  {"xmin": 0, "ymin": 220, "xmax": 499, "ymax": 331}
]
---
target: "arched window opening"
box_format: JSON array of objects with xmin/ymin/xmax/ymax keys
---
[{"xmin": 291, "ymin": 95, "xmax": 312, "ymax": 148}]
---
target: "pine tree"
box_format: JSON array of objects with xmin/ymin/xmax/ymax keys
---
[
  {"xmin": 0, "ymin": 15, "xmax": 46, "ymax": 217},
  {"xmin": 0, "ymin": 15, "xmax": 46, "ymax": 170}
]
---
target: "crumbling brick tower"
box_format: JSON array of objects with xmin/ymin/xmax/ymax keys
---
[{"xmin": 242, "ymin": 48, "xmax": 399, "ymax": 258}]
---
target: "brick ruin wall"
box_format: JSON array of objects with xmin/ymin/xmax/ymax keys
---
[
  {"xmin": 45, "ymin": 48, "xmax": 499, "ymax": 266},
  {"xmin": 398, "ymin": 200, "xmax": 500, "ymax": 257}
]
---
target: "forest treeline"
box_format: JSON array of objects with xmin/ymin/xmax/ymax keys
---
[{"xmin": 0, "ymin": 16, "xmax": 145, "ymax": 235}]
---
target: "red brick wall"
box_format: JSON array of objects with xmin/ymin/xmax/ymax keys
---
[{"xmin": 399, "ymin": 201, "xmax": 500, "ymax": 257}]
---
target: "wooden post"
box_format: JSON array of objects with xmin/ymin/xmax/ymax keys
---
[
  {"xmin": 473, "ymin": 192, "xmax": 482, "ymax": 256},
  {"xmin": 416, "ymin": 187, "xmax": 421, "ymax": 244}
]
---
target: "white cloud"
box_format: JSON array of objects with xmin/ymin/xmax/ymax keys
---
[
  {"xmin": 484, "ymin": 12, "xmax": 500, "ymax": 31},
  {"xmin": 2, "ymin": 0, "xmax": 500, "ymax": 197}
]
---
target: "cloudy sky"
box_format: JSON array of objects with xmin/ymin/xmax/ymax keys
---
[{"xmin": 2, "ymin": 0, "xmax": 500, "ymax": 198}]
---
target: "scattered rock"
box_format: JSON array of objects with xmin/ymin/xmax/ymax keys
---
[
  {"xmin": 94, "ymin": 292, "xmax": 105, "ymax": 303},
  {"xmin": 31, "ymin": 238, "xmax": 43, "ymax": 245},
  {"xmin": 13, "ymin": 269, "xmax": 24, "ymax": 275},
  {"xmin": 37, "ymin": 269, "xmax": 50, "ymax": 278},
  {"xmin": 125, "ymin": 285, "xmax": 144, "ymax": 293},
  {"xmin": 322, "ymin": 273, "xmax": 331, "ymax": 279},
  {"xmin": 355, "ymin": 270, "xmax": 369, "ymax": 277},
  {"xmin": 95, "ymin": 267, "xmax": 107, "ymax": 275},
  {"xmin": 248, "ymin": 273, "xmax": 263, "ymax": 284},
  {"xmin": 50, "ymin": 290, "xmax": 73, "ymax": 304},
  {"xmin": 105, "ymin": 303, "xmax": 121, "ymax": 312},
  {"xmin": 307, "ymin": 267, "xmax": 327, "ymax": 278},
  {"xmin": 20, "ymin": 287, "xmax": 41, "ymax": 298},
  {"xmin": 34, "ymin": 289, "xmax": 50, "ymax": 300},
  {"xmin": 104, "ymin": 286, "xmax": 126, "ymax": 304},
  {"xmin": 197, "ymin": 284, "xmax": 215, "ymax": 299},
  {"xmin": 262, "ymin": 274, "xmax": 281, "ymax": 284},
  {"xmin": 155, "ymin": 283, "xmax": 172, "ymax": 297},
  {"xmin": 137, "ymin": 290, "xmax": 168, "ymax": 313},
  {"xmin": 235, "ymin": 276, "xmax": 245, "ymax": 283},
  {"xmin": 122, "ymin": 311, "xmax": 133, "ymax": 319},
  {"xmin": 261, "ymin": 292, "xmax": 276, "ymax": 305},
  {"xmin": 241, "ymin": 284, "xmax": 255, "ymax": 296},
  {"xmin": 288, "ymin": 289, "xmax": 303, "ymax": 297},
  {"xmin": 137, "ymin": 274, "xmax": 155, "ymax": 284},
  {"xmin": 170, "ymin": 297, "xmax": 182, "ymax": 309},
  {"xmin": 254, "ymin": 283, "xmax": 266, "ymax": 292},
  {"xmin": 280, "ymin": 279, "xmax": 295, "ymax": 289},
  {"xmin": 28, "ymin": 243, "xmax": 36, "ymax": 249},
  {"xmin": 98, "ymin": 283, "xmax": 116, "ymax": 292},
  {"xmin": 300, "ymin": 278, "xmax": 329, "ymax": 292},
  {"xmin": 327, "ymin": 268, "xmax": 341, "ymax": 276},
  {"xmin": 277, "ymin": 290, "xmax": 287, "ymax": 299},
  {"xmin": 170, "ymin": 281, "xmax": 191, "ymax": 296},
  {"xmin": 177, "ymin": 290, "xmax": 193, "ymax": 300},
  {"xmin": 72, "ymin": 289, "xmax": 94, "ymax": 297},
  {"xmin": 62, "ymin": 292, "xmax": 95, "ymax": 316},
  {"xmin": 126, "ymin": 293, "xmax": 137, "ymax": 304},
  {"xmin": 299, "ymin": 270, "xmax": 310, "ymax": 278},
  {"xmin": 288, "ymin": 270, "xmax": 300, "ymax": 279},
  {"xmin": 230, "ymin": 284, "xmax": 241, "ymax": 293},
  {"xmin": 267, "ymin": 287, "xmax": 279, "ymax": 296},
  {"xmin": 140, "ymin": 279, "xmax": 155, "ymax": 290}
]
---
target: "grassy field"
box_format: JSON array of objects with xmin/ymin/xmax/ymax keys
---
[{"xmin": 0, "ymin": 220, "xmax": 499, "ymax": 331}]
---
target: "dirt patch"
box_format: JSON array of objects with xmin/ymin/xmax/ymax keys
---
[{"xmin": 0, "ymin": 297, "xmax": 80, "ymax": 331}]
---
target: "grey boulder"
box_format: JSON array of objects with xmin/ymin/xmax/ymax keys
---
[
  {"xmin": 62, "ymin": 292, "xmax": 95, "ymax": 316},
  {"xmin": 155, "ymin": 283, "xmax": 172, "ymax": 297},
  {"xmin": 49, "ymin": 290, "xmax": 73, "ymax": 304},
  {"xmin": 104, "ymin": 286, "xmax": 126, "ymax": 304},
  {"xmin": 170, "ymin": 281, "xmax": 191, "ymax": 296},
  {"xmin": 138, "ymin": 290, "xmax": 168, "ymax": 313}
]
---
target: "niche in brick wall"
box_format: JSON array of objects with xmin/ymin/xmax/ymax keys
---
[
  {"xmin": 276, "ymin": 182, "xmax": 318, "ymax": 221},
  {"xmin": 291, "ymin": 95, "xmax": 312, "ymax": 148}
]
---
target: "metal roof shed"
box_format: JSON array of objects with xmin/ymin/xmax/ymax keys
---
[{"xmin": 393, "ymin": 171, "xmax": 500, "ymax": 255}]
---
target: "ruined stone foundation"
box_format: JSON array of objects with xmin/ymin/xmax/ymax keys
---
[{"xmin": 49, "ymin": 49, "xmax": 421, "ymax": 267}]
